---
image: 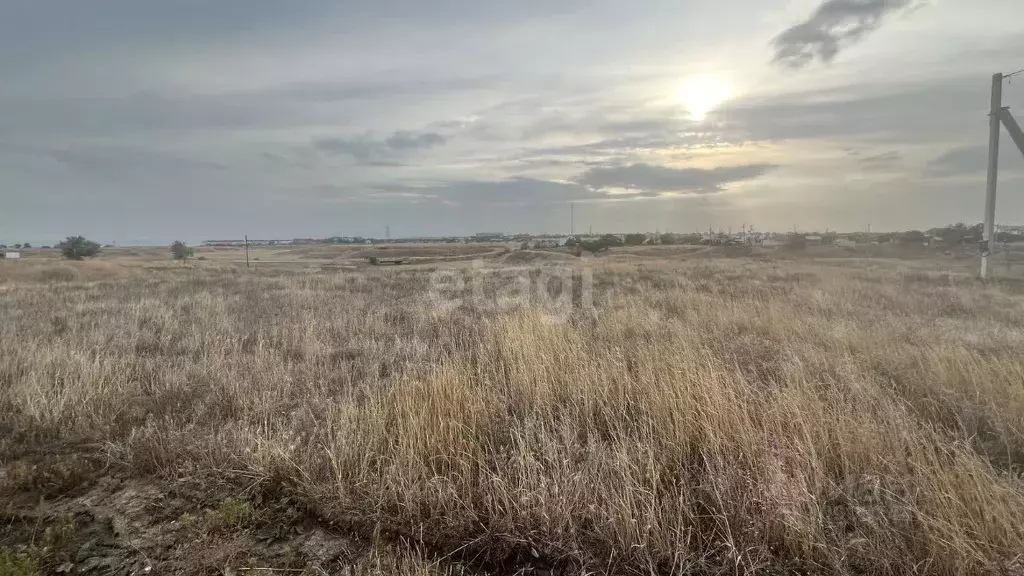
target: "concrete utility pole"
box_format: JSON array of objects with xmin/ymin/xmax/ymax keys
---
[
  {"xmin": 982, "ymin": 73, "xmax": 1002, "ymax": 279},
  {"xmin": 982, "ymin": 70, "xmax": 1024, "ymax": 279}
]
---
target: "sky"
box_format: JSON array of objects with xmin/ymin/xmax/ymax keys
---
[{"xmin": 2, "ymin": 0, "xmax": 1024, "ymax": 244}]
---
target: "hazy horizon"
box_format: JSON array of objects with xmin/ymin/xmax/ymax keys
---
[{"xmin": 3, "ymin": 0, "xmax": 1024, "ymax": 245}]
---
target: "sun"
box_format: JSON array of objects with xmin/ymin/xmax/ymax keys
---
[{"xmin": 677, "ymin": 76, "xmax": 732, "ymax": 121}]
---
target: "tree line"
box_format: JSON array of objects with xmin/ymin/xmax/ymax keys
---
[{"xmin": 8, "ymin": 236, "xmax": 196, "ymax": 261}]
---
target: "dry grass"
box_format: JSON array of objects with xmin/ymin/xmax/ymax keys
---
[{"xmin": 3, "ymin": 253, "xmax": 1024, "ymax": 574}]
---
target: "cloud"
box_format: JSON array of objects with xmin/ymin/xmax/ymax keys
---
[
  {"xmin": 924, "ymin": 142, "xmax": 1024, "ymax": 177},
  {"xmin": 575, "ymin": 163, "xmax": 777, "ymax": 194},
  {"xmin": 322, "ymin": 175, "xmax": 698, "ymax": 208},
  {"xmin": 926, "ymin": 146, "xmax": 987, "ymax": 177},
  {"xmin": 367, "ymin": 177, "xmax": 598, "ymax": 206},
  {"xmin": 772, "ymin": 0, "xmax": 914, "ymax": 69},
  {"xmin": 0, "ymin": 143, "xmax": 227, "ymax": 180},
  {"xmin": 264, "ymin": 76, "xmax": 499, "ymax": 104},
  {"xmin": 717, "ymin": 76, "xmax": 984, "ymax": 144},
  {"xmin": 312, "ymin": 130, "xmax": 447, "ymax": 165},
  {"xmin": 384, "ymin": 131, "xmax": 447, "ymax": 150},
  {"xmin": 858, "ymin": 150, "xmax": 902, "ymax": 166}
]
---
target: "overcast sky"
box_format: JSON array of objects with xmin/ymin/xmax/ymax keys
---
[{"xmin": 2, "ymin": 0, "xmax": 1024, "ymax": 244}]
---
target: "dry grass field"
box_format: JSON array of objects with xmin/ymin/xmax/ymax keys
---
[{"xmin": 3, "ymin": 244, "xmax": 1024, "ymax": 575}]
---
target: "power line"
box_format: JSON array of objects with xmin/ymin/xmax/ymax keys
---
[{"xmin": 1004, "ymin": 68, "xmax": 1024, "ymax": 80}]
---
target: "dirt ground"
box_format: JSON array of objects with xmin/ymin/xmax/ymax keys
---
[{"xmin": 1, "ymin": 443, "xmax": 377, "ymax": 575}]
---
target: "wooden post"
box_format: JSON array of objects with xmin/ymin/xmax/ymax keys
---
[{"xmin": 245, "ymin": 235, "xmax": 250, "ymax": 269}]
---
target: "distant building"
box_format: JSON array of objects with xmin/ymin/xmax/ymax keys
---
[
  {"xmin": 2, "ymin": 252, "xmax": 21, "ymax": 259},
  {"xmin": 202, "ymin": 239, "xmax": 291, "ymax": 247},
  {"xmin": 835, "ymin": 238, "xmax": 856, "ymax": 247},
  {"xmin": 473, "ymin": 232, "xmax": 506, "ymax": 241},
  {"xmin": 805, "ymin": 235, "xmax": 823, "ymax": 244},
  {"xmin": 203, "ymin": 240, "xmax": 248, "ymax": 247}
]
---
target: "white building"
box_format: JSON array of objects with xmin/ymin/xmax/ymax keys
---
[{"xmin": 2, "ymin": 252, "xmax": 21, "ymax": 259}]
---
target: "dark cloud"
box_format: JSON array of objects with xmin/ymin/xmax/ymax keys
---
[
  {"xmin": 312, "ymin": 130, "xmax": 447, "ymax": 165},
  {"xmin": 575, "ymin": 163, "xmax": 777, "ymax": 194},
  {"xmin": 926, "ymin": 146, "xmax": 987, "ymax": 177},
  {"xmin": 772, "ymin": 0, "xmax": 914, "ymax": 69},
  {"xmin": 718, "ymin": 76, "xmax": 983, "ymax": 144},
  {"xmin": 926, "ymin": 144, "xmax": 1024, "ymax": 177}
]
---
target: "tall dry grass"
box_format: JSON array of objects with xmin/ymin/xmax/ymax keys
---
[{"xmin": 2, "ymin": 258, "xmax": 1024, "ymax": 574}]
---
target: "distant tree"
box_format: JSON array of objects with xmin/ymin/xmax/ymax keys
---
[
  {"xmin": 929, "ymin": 222, "xmax": 983, "ymax": 245},
  {"xmin": 600, "ymin": 234, "xmax": 623, "ymax": 247},
  {"xmin": 998, "ymin": 230, "xmax": 1024, "ymax": 243},
  {"xmin": 13, "ymin": 243, "xmax": 22, "ymax": 249},
  {"xmin": 41, "ymin": 245, "xmax": 52, "ymax": 249},
  {"xmin": 564, "ymin": 236, "xmax": 579, "ymax": 247},
  {"xmin": 22, "ymin": 242, "xmax": 31, "ymax": 249},
  {"xmin": 659, "ymin": 233, "xmax": 677, "ymax": 245},
  {"xmin": 624, "ymin": 233, "xmax": 647, "ymax": 246},
  {"xmin": 577, "ymin": 234, "xmax": 623, "ymax": 253},
  {"xmin": 59, "ymin": 236, "xmax": 102, "ymax": 260},
  {"xmin": 0, "ymin": 245, "xmax": 5, "ymax": 249},
  {"xmin": 898, "ymin": 230, "xmax": 927, "ymax": 245},
  {"xmin": 784, "ymin": 233, "xmax": 807, "ymax": 249},
  {"xmin": 170, "ymin": 240, "xmax": 195, "ymax": 260}
]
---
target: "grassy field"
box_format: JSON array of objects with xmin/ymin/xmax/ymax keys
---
[{"xmin": 3, "ymin": 244, "xmax": 1024, "ymax": 575}]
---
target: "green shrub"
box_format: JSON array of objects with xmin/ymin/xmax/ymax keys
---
[
  {"xmin": 170, "ymin": 241, "xmax": 195, "ymax": 261},
  {"xmin": 58, "ymin": 236, "xmax": 101, "ymax": 261}
]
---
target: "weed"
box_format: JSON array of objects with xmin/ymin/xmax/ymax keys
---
[
  {"xmin": 212, "ymin": 499, "xmax": 254, "ymax": 530},
  {"xmin": 0, "ymin": 548, "xmax": 38, "ymax": 576}
]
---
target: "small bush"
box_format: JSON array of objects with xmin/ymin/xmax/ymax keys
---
[{"xmin": 170, "ymin": 241, "xmax": 194, "ymax": 261}]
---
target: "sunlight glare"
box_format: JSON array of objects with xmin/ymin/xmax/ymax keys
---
[{"xmin": 677, "ymin": 76, "xmax": 732, "ymax": 121}]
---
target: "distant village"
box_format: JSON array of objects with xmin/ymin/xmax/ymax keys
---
[{"xmin": 199, "ymin": 223, "xmax": 1024, "ymax": 250}]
